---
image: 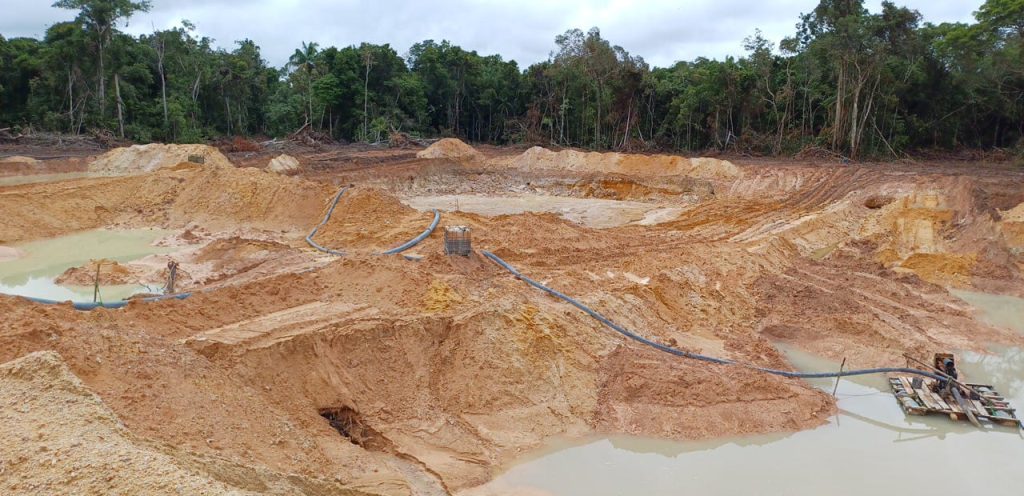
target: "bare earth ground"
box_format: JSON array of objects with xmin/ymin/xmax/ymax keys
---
[{"xmin": 1, "ymin": 141, "xmax": 1023, "ymax": 495}]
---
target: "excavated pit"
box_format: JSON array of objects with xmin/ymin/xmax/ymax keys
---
[
  {"xmin": 320, "ymin": 406, "xmax": 395, "ymax": 452},
  {"xmin": 472, "ymin": 344, "xmax": 1024, "ymax": 496},
  {"xmin": 1, "ymin": 143, "xmax": 1023, "ymax": 494}
]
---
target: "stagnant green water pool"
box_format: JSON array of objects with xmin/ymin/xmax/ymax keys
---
[{"xmin": 0, "ymin": 229, "xmax": 172, "ymax": 302}]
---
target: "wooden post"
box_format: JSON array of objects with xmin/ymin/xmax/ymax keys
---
[
  {"xmin": 951, "ymin": 387, "xmax": 982, "ymax": 428},
  {"xmin": 832, "ymin": 357, "xmax": 846, "ymax": 397},
  {"xmin": 92, "ymin": 261, "xmax": 102, "ymax": 303},
  {"xmin": 166, "ymin": 261, "xmax": 178, "ymax": 295}
]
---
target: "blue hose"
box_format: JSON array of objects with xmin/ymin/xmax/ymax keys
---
[
  {"xmin": 19, "ymin": 292, "xmax": 192, "ymax": 311},
  {"xmin": 482, "ymin": 250, "xmax": 944, "ymax": 382}
]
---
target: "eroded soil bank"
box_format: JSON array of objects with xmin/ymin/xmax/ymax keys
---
[
  {"xmin": 467, "ymin": 344, "xmax": 1024, "ymax": 496},
  {"xmin": 1, "ymin": 141, "xmax": 1023, "ymax": 494}
]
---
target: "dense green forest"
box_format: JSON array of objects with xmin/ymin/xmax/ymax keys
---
[{"xmin": 0, "ymin": 0, "xmax": 1022, "ymax": 159}]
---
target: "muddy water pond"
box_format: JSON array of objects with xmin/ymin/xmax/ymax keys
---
[
  {"xmin": 950, "ymin": 289, "xmax": 1024, "ymax": 334},
  {"xmin": 0, "ymin": 229, "xmax": 172, "ymax": 302},
  {"xmin": 469, "ymin": 343, "xmax": 1024, "ymax": 495},
  {"xmin": 403, "ymin": 194, "xmax": 683, "ymax": 229}
]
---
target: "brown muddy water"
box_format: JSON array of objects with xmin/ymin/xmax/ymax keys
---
[
  {"xmin": 950, "ymin": 289, "xmax": 1024, "ymax": 334},
  {"xmin": 467, "ymin": 336, "xmax": 1024, "ymax": 495}
]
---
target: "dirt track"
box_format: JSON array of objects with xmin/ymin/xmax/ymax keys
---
[{"xmin": 1, "ymin": 142, "xmax": 1023, "ymax": 494}]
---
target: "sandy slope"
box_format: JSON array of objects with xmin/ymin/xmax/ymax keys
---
[{"xmin": 0, "ymin": 143, "xmax": 1022, "ymax": 494}]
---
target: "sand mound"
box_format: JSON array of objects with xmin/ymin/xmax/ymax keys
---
[
  {"xmin": 0, "ymin": 164, "xmax": 335, "ymax": 244},
  {"xmin": 313, "ymin": 188, "xmax": 435, "ymax": 251},
  {"xmin": 0, "ymin": 155, "xmax": 40, "ymax": 165},
  {"xmin": 0, "ymin": 351, "xmax": 247, "ymax": 494},
  {"xmin": 88, "ymin": 144, "xmax": 233, "ymax": 176},
  {"xmin": 267, "ymin": 154, "xmax": 300, "ymax": 174},
  {"xmin": 0, "ymin": 351, "xmax": 376, "ymax": 495},
  {"xmin": 56, "ymin": 259, "xmax": 141, "ymax": 286},
  {"xmin": 1000, "ymin": 202, "xmax": 1024, "ymax": 223},
  {"xmin": 510, "ymin": 146, "xmax": 741, "ymax": 180},
  {"xmin": 417, "ymin": 138, "xmax": 484, "ymax": 162},
  {"xmin": 195, "ymin": 237, "xmax": 290, "ymax": 264},
  {"xmin": 341, "ymin": 188, "xmax": 421, "ymax": 220},
  {"xmin": 165, "ymin": 167, "xmax": 335, "ymax": 232}
]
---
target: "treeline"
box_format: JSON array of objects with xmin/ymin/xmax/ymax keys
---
[{"xmin": 0, "ymin": 0, "xmax": 1022, "ymax": 159}]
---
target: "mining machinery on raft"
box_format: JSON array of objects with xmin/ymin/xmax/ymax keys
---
[{"xmin": 890, "ymin": 353, "xmax": 1020, "ymax": 429}]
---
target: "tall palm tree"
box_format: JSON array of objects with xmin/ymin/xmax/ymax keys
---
[
  {"xmin": 361, "ymin": 45, "xmax": 374, "ymax": 141},
  {"xmin": 288, "ymin": 41, "xmax": 320, "ymax": 126}
]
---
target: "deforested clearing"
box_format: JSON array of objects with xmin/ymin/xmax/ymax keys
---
[
  {"xmin": 2, "ymin": 142, "xmax": 1023, "ymax": 495},
  {"xmin": 3, "ymin": 0, "xmax": 1024, "ymax": 493}
]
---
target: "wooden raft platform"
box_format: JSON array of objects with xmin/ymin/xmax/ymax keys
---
[{"xmin": 889, "ymin": 377, "xmax": 1021, "ymax": 427}]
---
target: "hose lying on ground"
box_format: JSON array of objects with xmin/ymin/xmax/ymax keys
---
[
  {"xmin": 306, "ymin": 185, "xmax": 441, "ymax": 256},
  {"xmin": 21, "ymin": 292, "xmax": 192, "ymax": 311},
  {"xmin": 9, "ymin": 186, "xmax": 436, "ymax": 312},
  {"xmin": 16, "ymin": 263, "xmax": 337, "ymax": 311},
  {"xmin": 382, "ymin": 209, "xmax": 441, "ymax": 255},
  {"xmin": 482, "ymin": 250, "xmax": 945, "ymax": 382},
  {"xmin": 305, "ymin": 186, "xmax": 350, "ymax": 256}
]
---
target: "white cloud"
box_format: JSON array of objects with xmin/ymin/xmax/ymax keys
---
[{"xmin": 0, "ymin": 0, "xmax": 981, "ymax": 68}]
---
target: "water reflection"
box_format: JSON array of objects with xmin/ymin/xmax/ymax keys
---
[
  {"xmin": 0, "ymin": 229, "xmax": 172, "ymax": 301},
  {"xmin": 950, "ymin": 289, "xmax": 1024, "ymax": 334},
  {"xmin": 470, "ymin": 346, "xmax": 1024, "ymax": 496}
]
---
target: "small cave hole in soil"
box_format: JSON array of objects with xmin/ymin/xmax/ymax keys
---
[
  {"xmin": 319, "ymin": 406, "xmax": 393, "ymax": 452},
  {"xmin": 864, "ymin": 195, "xmax": 894, "ymax": 209}
]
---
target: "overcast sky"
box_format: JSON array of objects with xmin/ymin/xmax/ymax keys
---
[{"xmin": 1, "ymin": 0, "xmax": 981, "ymax": 69}]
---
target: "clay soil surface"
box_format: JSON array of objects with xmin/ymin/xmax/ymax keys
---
[{"xmin": 2, "ymin": 140, "xmax": 1023, "ymax": 495}]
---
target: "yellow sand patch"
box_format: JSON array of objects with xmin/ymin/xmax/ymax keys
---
[
  {"xmin": 899, "ymin": 252, "xmax": 976, "ymax": 286},
  {"xmin": 423, "ymin": 279, "xmax": 463, "ymax": 313},
  {"xmin": 890, "ymin": 208, "xmax": 954, "ymax": 256}
]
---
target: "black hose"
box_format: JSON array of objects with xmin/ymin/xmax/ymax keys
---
[
  {"xmin": 305, "ymin": 186, "xmax": 349, "ymax": 256},
  {"xmin": 306, "ymin": 186, "xmax": 440, "ymax": 256},
  {"xmin": 482, "ymin": 250, "xmax": 944, "ymax": 382},
  {"xmin": 382, "ymin": 209, "xmax": 441, "ymax": 255}
]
